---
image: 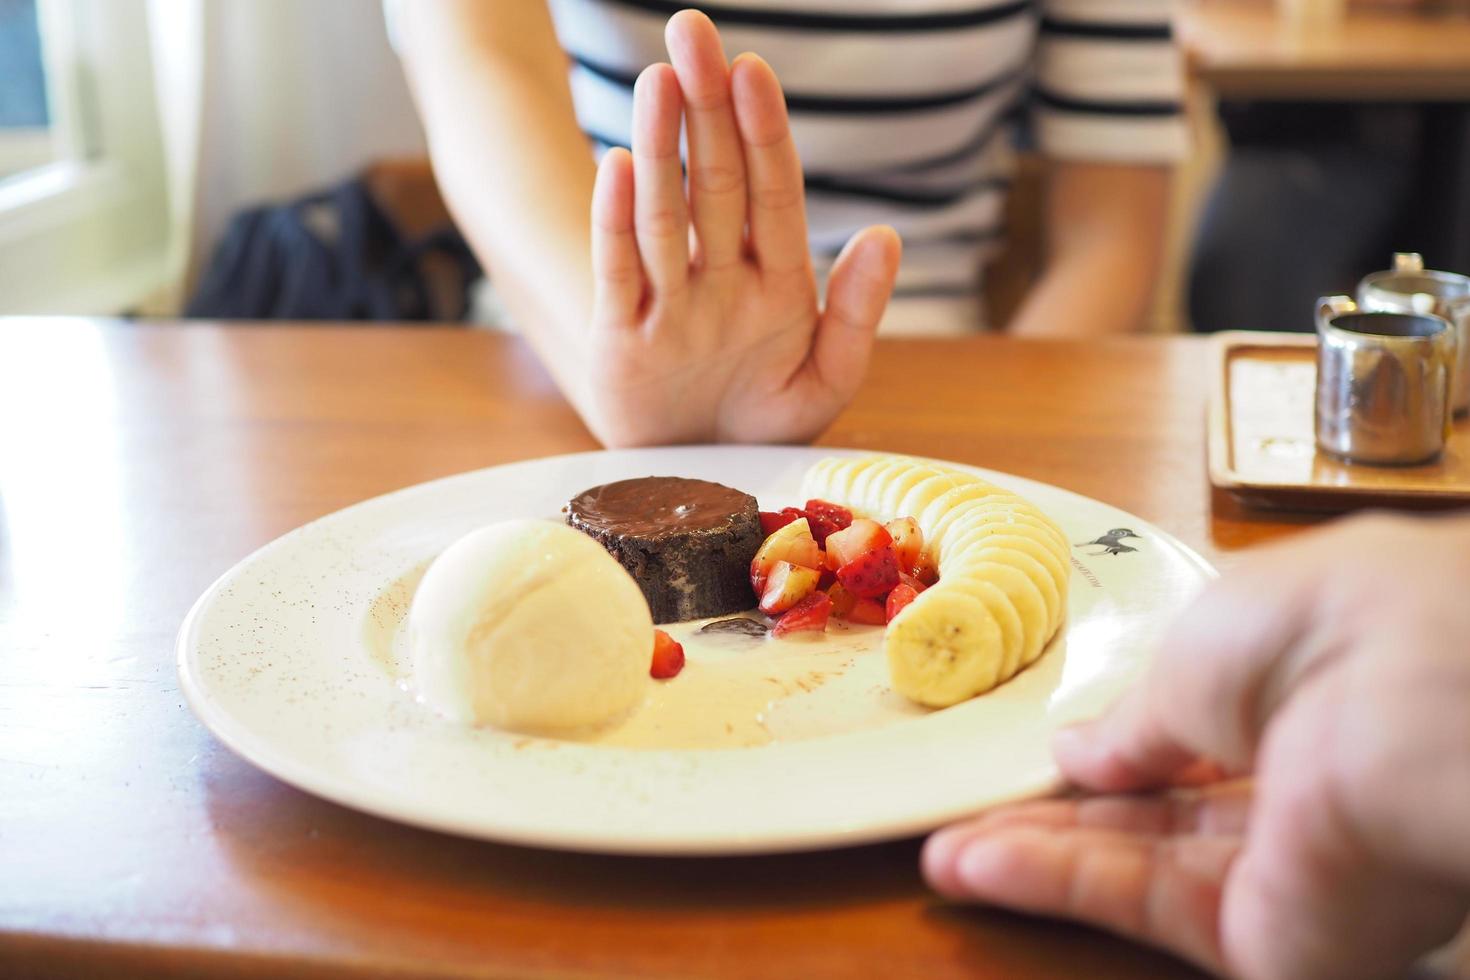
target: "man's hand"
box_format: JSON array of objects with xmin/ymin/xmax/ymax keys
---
[
  {"xmin": 922, "ymin": 513, "xmax": 1470, "ymax": 979},
  {"xmin": 585, "ymin": 10, "xmax": 900, "ymax": 447}
]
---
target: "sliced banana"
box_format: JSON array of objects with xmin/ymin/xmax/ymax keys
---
[
  {"xmin": 896, "ymin": 472, "xmax": 984, "ymax": 524},
  {"xmin": 940, "ymin": 502, "xmax": 1070, "ymax": 564},
  {"xmin": 877, "ymin": 465, "xmax": 945, "ymax": 517},
  {"xmin": 939, "ymin": 559, "xmax": 1052, "ymax": 667},
  {"xmin": 924, "ymin": 493, "xmax": 1037, "ymax": 552},
  {"xmin": 945, "ymin": 521, "xmax": 1070, "ymax": 596},
  {"xmin": 886, "ymin": 588, "xmax": 1003, "ymax": 708},
  {"xmin": 801, "ymin": 454, "xmax": 1071, "ymax": 706},
  {"xmin": 851, "ymin": 457, "xmax": 913, "ymax": 515},
  {"xmin": 800, "ymin": 456, "xmax": 845, "ymax": 503},
  {"xmin": 946, "ymin": 540, "xmax": 1062, "ymax": 631}
]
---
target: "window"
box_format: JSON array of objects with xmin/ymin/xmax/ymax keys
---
[
  {"xmin": 0, "ymin": 0, "xmax": 55, "ymax": 180},
  {"xmin": 0, "ymin": 0, "xmax": 169, "ymax": 315}
]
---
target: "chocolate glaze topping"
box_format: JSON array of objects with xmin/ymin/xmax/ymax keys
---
[{"xmin": 568, "ymin": 477, "xmax": 752, "ymax": 539}]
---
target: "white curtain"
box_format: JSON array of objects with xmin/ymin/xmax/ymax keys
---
[{"xmin": 145, "ymin": 0, "xmax": 427, "ymax": 308}]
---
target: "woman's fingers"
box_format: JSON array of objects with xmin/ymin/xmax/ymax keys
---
[
  {"xmin": 923, "ymin": 823, "xmax": 1238, "ymax": 976},
  {"xmin": 665, "ymin": 10, "xmax": 748, "ymax": 271},
  {"xmin": 631, "ymin": 63, "xmax": 690, "ymax": 297},
  {"xmin": 730, "ymin": 53, "xmax": 809, "ymax": 276},
  {"xmin": 810, "ymin": 225, "xmax": 900, "ymax": 393},
  {"xmin": 590, "ymin": 147, "xmax": 644, "ymax": 322}
]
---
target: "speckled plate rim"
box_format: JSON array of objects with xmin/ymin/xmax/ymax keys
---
[{"xmin": 177, "ymin": 446, "xmax": 1216, "ymax": 856}]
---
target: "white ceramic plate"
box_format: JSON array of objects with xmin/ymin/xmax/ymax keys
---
[{"xmin": 177, "ymin": 446, "xmax": 1215, "ymax": 855}]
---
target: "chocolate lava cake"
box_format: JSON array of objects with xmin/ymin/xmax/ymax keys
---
[{"xmin": 566, "ymin": 476, "xmax": 762, "ymax": 624}]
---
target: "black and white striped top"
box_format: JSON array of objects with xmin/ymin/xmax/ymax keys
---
[{"xmin": 392, "ymin": 1, "xmax": 1188, "ymax": 332}]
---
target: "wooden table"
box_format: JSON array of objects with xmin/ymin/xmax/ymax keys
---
[
  {"xmin": 1178, "ymin": 0, "xmax": 1470, "ymax": 101},
  {"xmin": 0, "ymin": 319, "xmax": 1319, "ymax": 979}
]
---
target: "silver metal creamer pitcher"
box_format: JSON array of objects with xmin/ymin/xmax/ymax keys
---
[
  {"xmin": 1315, "ymin": 296, "xmax": 1455, "ymax": 466},
  {"xmin": 1358, "ymin": 252, "xmax": 1470, "ymax": 415}
]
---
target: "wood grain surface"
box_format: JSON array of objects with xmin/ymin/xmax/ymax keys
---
[
  {"xmin": 0, "ymin": 319, "xmax": 1329, "ymax": 979},
  {"xmin": 1178, "ymin": 0, "xmax": 1470, "ymax": 100}
]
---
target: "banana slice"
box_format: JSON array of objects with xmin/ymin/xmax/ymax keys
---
[
  {"xmin": 800, "ymin": 456, "xmax": 845, "ymax": 504},
  {"xmin": 940, "ymin": 559, "xmax": 1052, "ymax": 667},
  {"xmin": 945, "ymin": 522, "xmax": 1070, "ymax": 599},
  {"xmin": 886, "ymin": 588, "xmax": 1004, "ymax": 707},
  {"xmin": 803, "ymin": 456, "xmax": 874, "ymax": 511},
  {"xmin": 896, "ymin": 472, "xmax": 984, "ymax": 524},
  {"xmin": 851, "ymin": 457, "xmax": 914, "ymax": 515},
  {"xmin": 940, "ymin": 505, "xmax": 1070, "ymax": 567},
  {"xmin": 877, "ymin": 464, "xmax": 949, "ymax": 517},
  {"xmin": 947, "ymin": 538, "xmax": 1063, "ymax": 631},
  {"xmin": 798, "ymin": 454, "xmax": 1071, "ymax": 706},
  {"xmin": 925, "ymin": 493, "xmax": 1037, "ymax": 553}
]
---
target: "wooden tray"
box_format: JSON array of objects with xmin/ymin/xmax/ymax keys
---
[{"xmin": 1208, "ymin": 331, "xmax": 1470, "ymax": 512}]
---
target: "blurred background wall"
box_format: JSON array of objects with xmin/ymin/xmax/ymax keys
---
[{"xmin": 151, "ymin": 0, "xmax": 427, "ymax": 301}]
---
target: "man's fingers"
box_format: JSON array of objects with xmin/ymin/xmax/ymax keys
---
[
  {"xmin": 590, "ymin": 147, "xmax": 643, "ymax": 321},
  {"xmin": 940, "ymin": 781, "xmax": 1253, "ymax": 840},
  {"xmin": 810, "ymin": 225, "xmax": 900, "ymax": 394},
  {"xmin": 923, "ymin": 823, "xmax": 1237, "ymax": 976},
  {"xmin": 730, "ymin": 52, "xmax": 809, "ymax": 276},
  {"xmin": 1054, "ymin": 538, "xmax": 1328, "ymax": 793},
  {"xmin": 665, "ymin": 9, "xmax": 747, "ymax": 270},
  {"xmin": 631, "ymin": 63, "xmax": 690, "ymax": 296}
]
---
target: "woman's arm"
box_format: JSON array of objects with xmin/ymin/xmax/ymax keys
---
[
  {"xmin": 396, "ymin": 1, "xmax": 599, "ymax": 416},
  {"xmin": 1006, "ymin": 162, "xmax": 1170, "ymax": 338},
  {"xmin": 398, "ymin": 4, "xmax": 900, "ymax": 447}
]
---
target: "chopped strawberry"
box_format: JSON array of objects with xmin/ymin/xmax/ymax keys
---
[
  {"xmin": 758, "ymin": 507, "xmax": 808, "ymax": 537},
  {"xmin": 772, "ymin": 591, "xmax": 832, "ymax": 636},
  {"xmin": 885, "ymin": 517, "xmax": 923, "ymax": 573},
  {"xmin": 805, "ymin": 499, "xmax": 853, "ymax": 529},
  {"xmin": 750, "ymin": 518, "xmax": 823, "ymax": 595},
  {"xmin": 912, "ymin": 551, "xmax": 940, "ymax": 586},
  {"xmin": 759, "ymin": 511, "xmax": 792, "ymax": 536},
  {"xmin": 848, "ymin": 596, "xmax": 887, "ymax": 625},
  {"xmin": 898, "ymin": 570, "xmax": 929, "ymax": 594},
  {"xmin": 836, "ymin": 544, "xmax": 901, "ymax": 599},
  {"xmin": 826, "ymin": 581, "xmax": 858, "ymax": 619},
  {"xmin": 803, "ymin": 499, "xmax": 853, "ymax": 546},
  {"xmin": 885, "ymin": 583, "xmax": 920, "ymax": 622},
  {"xmin": 650, "ymin": 629, "xmax": 685, "ymax": 679},
  {"xmin": 824, "ymin": 518, "xmax": 893, "ymax": 570},
  {"xmin": 759, "ymin": 561, "xmax": 822, "ymax": 615}
]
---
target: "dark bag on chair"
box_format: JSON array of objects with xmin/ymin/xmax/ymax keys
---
[{"xmin": 185, "ymin": 177, "xmax": 480, "ymax": 322}]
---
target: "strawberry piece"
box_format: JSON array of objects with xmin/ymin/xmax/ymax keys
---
[
  {"xmin": 898, "ymin": 570, "xmax": 929, "ymax": 594},
  {"xmin": 826, "ymin": 582, "xmax": 858, "ymax": 619},
  {"xmin": 836, "ymin": 544, "xmax": 901, "ymax": 599},
  {"xmin": 804, "ymin": 499, "xmax": 853, "ymax": 529},
  {"xmin": 772, "ymin": 591, "xmax": 832, "ymax": 636},
  {"xmin": 885, "ymin": 583, "xmax": 920, "ymax": 623},
  {"xmin": 759, "ymin": 560, "xmax": 821, "ymax": 615},
  {"xmin": 824, "ymin": 518, "xmax": 893, "ymax": 571},
  {"xmin": 759, "ymin": 511, "xmax": 794, "ymax": 536},
  {"xmin": 912, "ymin": 551, "xmax": 940, "ymax": 587},
  {"xmin": 885, "ymin": 517, "xmax": 923, "ymax": 573},
  {"xmin": 803, "ymin": 499, "xmax": 853, "ymax": 546},
  {"xmin": 759, "ymin": 507, "xmax": 809, "ymax": 537},
  {"xmin": 750, "ymin": 518, "xmax": 823, "ymax": 595},
  {"xmin": 848, "ymin": 596, "xmax": 887, "ymax": 625},
  {"xmin": 650, "ymin": 629, "xmax": 685, "ymax": 679}
]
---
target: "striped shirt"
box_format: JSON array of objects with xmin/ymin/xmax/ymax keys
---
[{"xmin": 390, "ymin": 0, "xmax": 1188, "ymax": 333}]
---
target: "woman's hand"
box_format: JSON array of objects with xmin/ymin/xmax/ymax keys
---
[
  {"xmin": 584, "ymin": 10, "xmax": 900, "ymax": 447},
  {"xmin": 922, "ymin": 513, "xmax": 1470, "ymax": 979}
]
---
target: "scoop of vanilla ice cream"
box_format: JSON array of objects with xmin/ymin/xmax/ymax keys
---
[{"xmin": 409, "ymin": 519, "xmax": 652, "ymax": 732}]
